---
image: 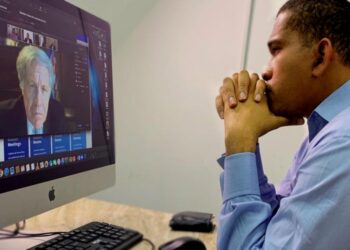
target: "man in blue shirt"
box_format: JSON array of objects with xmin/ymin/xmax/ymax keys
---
[{"xmin": 215, "ymin": 0, "xmax": 350, "ymax": 249}]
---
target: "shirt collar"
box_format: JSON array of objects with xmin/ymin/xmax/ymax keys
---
[
  {"xmin": 314, "ymin": 79, "xmax": 350, "ymax": 122},
  {"xmin": 307, "ymin": 79, "xmax": 350, "ymax": 140},
  {"xmin": 27, "ymin": 120, "xmax": 43, "ymax": 135}
]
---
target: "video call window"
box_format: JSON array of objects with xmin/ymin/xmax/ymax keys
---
[
  {"xmin": 33, "ymin": 33, "xmax": 45, "ymax": 47},
  {"xmin": 46, "ymin": 36, "xmax": 58, "ymax": 51},
  {"xmin": 7, "ymin": 24, "xmax": 21, "ymax": 42},
  {"xmin": 0, "ymin": 26, "xmax": 91, "ymax": 139},
  {"xmin": 23, "ymin": 29, "xmax": 33, "ymax": 44},
  {"xmin": 0, "ymin": 33, "xmax": 93, "ymax": 166}
]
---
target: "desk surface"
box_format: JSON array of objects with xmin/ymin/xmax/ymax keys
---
[{"xmin": 12, "ymin": 198, "xmax": 216, "ymax": 249}]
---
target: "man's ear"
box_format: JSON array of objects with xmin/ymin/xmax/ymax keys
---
[{"xmin": 312, "ymin": 38, "xmax": 334, "ymax": 77}]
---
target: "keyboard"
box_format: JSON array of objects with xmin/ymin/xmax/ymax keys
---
[{"xmin": 27, "ymin": 221, "xmax": 143, "ymax": 250}]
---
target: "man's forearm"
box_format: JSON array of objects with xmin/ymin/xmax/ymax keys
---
[{"xmin": 218, "ymin": 153, "xmax": 272, "ymax": 249}]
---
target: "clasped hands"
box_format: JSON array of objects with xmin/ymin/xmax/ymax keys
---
[{"xmin": 216, "ymin": 70, "xmax": 304, "ymax": 155}]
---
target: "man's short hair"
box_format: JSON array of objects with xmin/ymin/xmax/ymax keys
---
[
  {"xmin": 16, "ymin": 45, "xmax": 55, "ymax": 90},
  {"xmin": 278, "ymin": 0, "xmax": 350, "ymax": 65}
]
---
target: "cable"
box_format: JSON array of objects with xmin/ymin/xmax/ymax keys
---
[
  {"xmin": 0, "ymin": 226, "xmax": 66, "ymax": 240},
  {"xmin": 142, "ymin": 238, "xmax": 156, "ymax": 250},
  {"xmin": 0, "ymin": 231, "xmax": 65, "ymax": 239},
  {"xmin": 0, "ymin": 220, "xmax": 27, "ymax": 237},
  {"xmin": 0, "ymin": 219, "xmax": 66, "ymax": 240},
  {"xmin": 14, "ymin": 220, "xmax": 26, "ymax": 235}
]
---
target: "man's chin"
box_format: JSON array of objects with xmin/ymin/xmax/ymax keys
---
[
  {"xmin": 267, "ymin": 99, "xmax": 292, "ymax": 117},
  {"xmin": 269, "ymin": 104, "xmax": 302, "ymax": 118},
  {"xmin": 267, "ymin": 97, "xmax": 281, "ymax": 115},
  {"xmin": 31, "ymin": 118, "xmax": 45, "ymax": 129}
]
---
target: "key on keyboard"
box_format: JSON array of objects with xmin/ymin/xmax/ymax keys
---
[{"xmin": 27, "ymin": 221, "xmax": 143, "ymax": 250}]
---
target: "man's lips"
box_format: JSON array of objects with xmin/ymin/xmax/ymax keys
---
[{"xmin": 32, "ymin": 110, "xmax": 45, "ymax": 117}]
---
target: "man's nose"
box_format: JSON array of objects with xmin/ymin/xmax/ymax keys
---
[
  {"xmin": 33, "ymin": 86, "xmax": 43, "ymax": 105},
  {"xmin": 261, "ymin": 67, "xmax": 272, "ymax": 82}
]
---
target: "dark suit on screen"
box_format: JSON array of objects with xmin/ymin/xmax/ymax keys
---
[{"xmin": 0, "ymin": 96, "xmax": 67, "ymax": 137}]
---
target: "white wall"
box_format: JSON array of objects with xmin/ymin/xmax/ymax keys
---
[
  {"xmin": 67, "ymin": 0, "xmax": 251, "ymax": 215},
  {"xmin": 67, "ymin": 0, "xmax": 307, "ymax": 215}
]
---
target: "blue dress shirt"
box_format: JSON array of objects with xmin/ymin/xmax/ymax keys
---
[{"xmin": 217, "ymin": 80, "xmax": 350, "ymax": 250}]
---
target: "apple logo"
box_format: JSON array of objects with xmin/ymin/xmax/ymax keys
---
[{"xmin": 48, "ymin": 186, "xmax": 55, "ymax": 202}]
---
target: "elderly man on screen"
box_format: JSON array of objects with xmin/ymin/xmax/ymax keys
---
[
  {"xmin": 17, "ymin": 45, "xmax": 56, "ymax": 135},
  {"xmin": 0, "ymin": 46, "xmax": 66, "ymax": 136}
]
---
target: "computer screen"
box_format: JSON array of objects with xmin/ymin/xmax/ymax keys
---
[{"xmin": 0, "ymin": 0, "xmax": 115, "ymax": 227}]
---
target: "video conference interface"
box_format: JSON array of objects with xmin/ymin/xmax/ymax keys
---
[{"xmin": 0, "ymin": 0, "xmax": 114, "ymax": 191}]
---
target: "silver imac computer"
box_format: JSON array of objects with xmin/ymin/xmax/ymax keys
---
[{"xmin": 0, "ymin": 0, "xmax": 115, "ymax": 228}]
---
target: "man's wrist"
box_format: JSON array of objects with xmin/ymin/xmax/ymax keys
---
[{"xmin": 225, "ymin": 136, "xmax": 257, "ymax": 155}]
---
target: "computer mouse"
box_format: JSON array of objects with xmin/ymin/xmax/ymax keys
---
[{"xmin": 158, "ymin": 236, "xmax": 206, "ymax": 250}]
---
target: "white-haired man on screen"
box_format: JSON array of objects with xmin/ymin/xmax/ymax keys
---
[{"xmin": 0, "ymin": 46, "xmax": 67, "ymax": 136}]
